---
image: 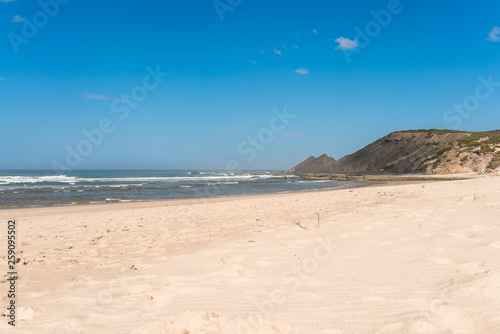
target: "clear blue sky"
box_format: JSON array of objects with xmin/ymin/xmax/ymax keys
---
[{"xmin": 1, "ymin": 0, "xmax": 499, "ymax": 170}]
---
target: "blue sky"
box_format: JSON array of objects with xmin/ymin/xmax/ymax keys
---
[{"xmin": 1, "ymin": 0, "xmax": 499, "ymax": 170}]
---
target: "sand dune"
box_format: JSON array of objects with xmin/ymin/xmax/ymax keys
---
[{"xmin": 1, "ymin": 176, "xmax": 500, "ymax": 333}]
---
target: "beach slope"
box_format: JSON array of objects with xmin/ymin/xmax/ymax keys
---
[{"xmin": 1, "ymin": 176, "xmax": 500, "ymax": 333}]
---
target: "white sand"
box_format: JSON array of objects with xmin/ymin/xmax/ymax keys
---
[{"xmin": 1, "ymin": 176, "xmax": 500, "ymax": 333}]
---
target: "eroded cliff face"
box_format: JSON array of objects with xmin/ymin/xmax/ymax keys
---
[{"xmin": 287, "ymin": 130, "xmax": 500, "ymax": 175}]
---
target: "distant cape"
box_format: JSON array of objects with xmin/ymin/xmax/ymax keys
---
[{"xmin": 286, "ymin": 130, "xmax": 500, "ymax": 175}]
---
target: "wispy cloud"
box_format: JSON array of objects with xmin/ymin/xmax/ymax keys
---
[
  {"xmin": 0, "ymin": 0, "xmax": 17, "ymax": 2},
  {"xmin": 83, "ymin": 93, "xmax": 111, "ymax": 100},
  {"xmin": 294, "ymin": 68, "xmax": 309, "ymax": 75},
  {"xmin": 487, "ymin": 27, "xmax": 500, "ymax": 42},
  {"xmin": 334, "ymin": 37, "xmax": 358, "ymax": 51},
  {"xmin": 249, "ymin": 60, "xmax": 257, "ymax": 66},
  {"xmin": 273, "ymin": 48, "xmax": 282, "ymax": 56},
  {"xmin": 12, "ymin": 15, "xmax": 23, "ymax": 22},
  {"xmin": 297, "ymin": 29, "xmax": 318, "ymax": 36},
  {"xmin": 0, "ymin": 78, "xmax": 6, "ymax": 81}
]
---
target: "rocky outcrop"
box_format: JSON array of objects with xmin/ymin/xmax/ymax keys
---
[
  {"xmin": 287, "ymin": 129, "xmax": 500, "ymax": 175},
  {"xmin": 288, "ymin": 154, "xmax": 337, "ymax": 174}
]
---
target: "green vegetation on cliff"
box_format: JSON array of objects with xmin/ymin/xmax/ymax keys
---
[{"xmin": 288, "ymin": 129, "xmax": 500, "ymax": 175}]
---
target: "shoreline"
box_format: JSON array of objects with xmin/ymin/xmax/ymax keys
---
[
  {"xmin": 3, "ymin": 172, "xmax": 494, "ymax": 211},
  {"xmin": 294, "ymin": 171, "xmax": 489, "ymax": 181},
  {"xmin": 0, "ymin": 179, "xmax": 367, "ymax": 212},
  {"xmin": 0, "ymin": 174, "xmax": 489, "ymax": 218}
]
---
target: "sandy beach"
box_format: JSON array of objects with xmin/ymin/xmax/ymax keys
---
[{"xmin": 1, "ymin": 175, "xmax": 500, "ymax": 333}]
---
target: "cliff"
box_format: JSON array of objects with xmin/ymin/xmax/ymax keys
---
[{"xmin": 287, "ymin": 130, "xmax": 500, "ymax": 175}]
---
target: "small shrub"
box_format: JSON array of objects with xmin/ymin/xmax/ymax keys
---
[
  {"xmin": 488, "ymin": 159, "xmax": 500, "ymax": 170},
  {"xmin": 481, "ymin": 146, "xmax": 495, "ymax": 153},
  {"xmin": 459, "ymin": 130, "xmax": 500, "ymax": 147},
  {"xmin": 400, "ymin": 129, "xmax": 465, "ymax": 135},
  {"xmin": 435, "ymin": 147, "xmax": 452, "ymax": 157}
]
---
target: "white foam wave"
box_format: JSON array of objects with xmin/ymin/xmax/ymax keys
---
[
  {"xmin": 0, "ymin": 175, "xmax": 78, "ymax": 185},
  {"xmin": 0, "ymin": 173, "xmax": 282, "ymax": 186},
  {"xmin": 82, "ymin": 174, "xmax": 274, "ymax": 183}
]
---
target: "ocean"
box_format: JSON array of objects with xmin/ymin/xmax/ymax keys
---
[{"xmin": 0, "ymin": 170, "xmax": 355, "ymax": 209}]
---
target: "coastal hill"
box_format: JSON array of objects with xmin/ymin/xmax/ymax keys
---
[{"xmin": 287, "ymin": 129, "xmax": 500, "ymax": 175}]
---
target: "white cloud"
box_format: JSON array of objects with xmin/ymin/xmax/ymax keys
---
[
  {"xmin": 312, "ymin": 29, "xmax": 318, "ymax": 34},
  {"xmin": 334, "ymin": 37, "xmax": 358, "ymax": 51},
  {"xmin": 0, "ymin": 0, "xmax": 17, "ymax": 2},
  {"xmin": 487, "ymin": 27, "xmax": 500, "ymax": 42},
  {"xmin": 12, "ymin": 15, "xmax": 23, "ymax": 22},
  {"xmin": 83, "ymin": 93, "xmax": 111, "ymax": 100},
  {"xmin": 0, "ymin": 78, "xmax": 6, "ymax": 80},
  {"xmin": 249, "ymin": 60, "xmax": 257, "ymax": 66},
  {"xmin": 273, "ymin": 48, "xmax": 282, "ymax": 56},
  {"xmin": 295, "ymin": 68, "xmax": 309, "ymax": 75}
]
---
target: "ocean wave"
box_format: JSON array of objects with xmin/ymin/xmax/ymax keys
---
[
  {"xmin": 87, "ymin": 175, "xmax": 268, "ymax": 182},
  {"xmin": 203, "ymin": 181, "xmax": 240, "ymax": 186},
  {"xmin": 0, "ymin": 183, "xmax": 148, "ymax": 191},
  {"xmin": 0, "ymin": 174, "xmax": 284, "ymax": 186},
  {"xmin": 0, "ymin": 175, "xmax": 78, "ymax": 185}
]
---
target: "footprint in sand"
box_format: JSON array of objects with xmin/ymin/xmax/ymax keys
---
[
  {"xmin": 219, "ymin": 255, "xmax": 269, "ymax": 278},
  {"xmin": 18, "ymin": 307, "xmax": 34, "ymax": 320},
  {"xmin": 429, "ymin": 257, "xmax": 454, "ymax": 265},
  {"xmin": 487, "ymin": 241, "xmax": 500, "ymax": 249}
]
